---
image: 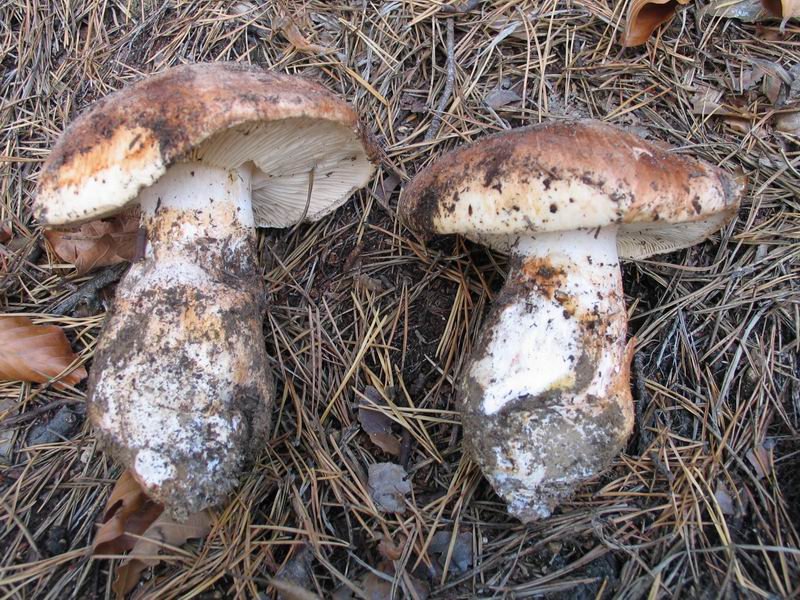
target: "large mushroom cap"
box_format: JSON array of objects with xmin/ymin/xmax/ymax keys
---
[
  {"xmin": 35, "ymin": 62, "xmax": 378, "ymax": 227},
  {"xmin": 400, "ymin": 120, "xmax": 743, "ymax": 258}
]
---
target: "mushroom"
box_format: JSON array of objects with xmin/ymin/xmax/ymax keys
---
[
  {"xmin": 398, "ymin": 120, "xmax": 743, "ymax": 521},
  {"xmin": 34, "ymin": 63, "xmax": 376, "ymax": 517}
]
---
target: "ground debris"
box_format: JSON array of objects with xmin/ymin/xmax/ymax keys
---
[
  {"xmin": 27, "ymin": 405, "xmax": 82, "ymax": 445},
  {"xmin": 358, "ymin": 386, "xmax": 401, "ymax": 456},
  {"xmin": 368, "ymin": 463, "xmax": 412, "ymax": 514}
]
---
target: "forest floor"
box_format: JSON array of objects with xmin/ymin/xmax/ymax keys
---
[{"xmin": 1, "ymin": 1, "xmax": 798, "ymax": 598}]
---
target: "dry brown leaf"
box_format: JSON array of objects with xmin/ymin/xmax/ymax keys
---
[
  {"xmin": 44, "ymin": 210, "xmax": 139, "ymax": 275},
  {"xmin": 622, "ymin": 0, "xmax": 691, "ymax": 47},
  {"xmin": 0, "ymin": 316, "xmax": 87, "ymax": 385},
  {"xmin": 429, "ymin": 531, "xmax": 473, "ymax": 574},
  {"xmin": 276, "ymin": 13, "xmax": 336, "ymax": 55},
  {"xmin": 701, "ymin": 0, "xmax": 769, "ymax": 22},
  {"xmin": 774, "ymin": 110, "xmax": 800, "ymax": 133},
  {"xmin": 94, "ymin": 469, "xmax": 164, "ymax": 555},
  {"xmin": 691, "ymin": 86, "xmax": 725, "ymax": 116},
  {"xmin": 268, "ymin": 578, "xmax": 321, "ymax": 600},
  {"xmin": 714, "ymin": 481, "xmax": 735, "ymax": 515},
  {"xmin": 113, "ymin": 509, "xmax": 211, "ymax": 598},
  {"xmin": 368, "ymin": 463, "xmax": 411, "ymax": 514},
  {"xmin": 377, "ymin": 536, "xmax": 404, "ymax": 561},
  {"xmin": 762, "ymin": 0, "xmax": 800, "ymax": 25},
  {"xmin": 746, "ymin": 443, "xmax": 774, "ymax": 479},
  {"xmin": 358, "ymin": 387, "xmax": 401, "ymax": 456},
  {"xmin": 360, "ymin": 561, "xmax": 429, "ymax": 600},
  {"xmin": 0, "ymin": 222, "xmax": 10, "ymax": 244}
]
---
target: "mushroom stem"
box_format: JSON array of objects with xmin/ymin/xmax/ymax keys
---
[
  {"xmin": 462, "ymin": 226, "xmax": 634, "ymax": 521},
  {"xmin": 87, "ymin": 161, "xmax": 273, "ymax": 518},
  {"xmin": 139, "ymin": 161, "xmax": 256, "ymax": 254}
]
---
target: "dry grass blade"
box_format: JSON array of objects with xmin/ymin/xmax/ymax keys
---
[{"xmin": 0, "ymin": 316, "xmax": 87, "ymax": 385}]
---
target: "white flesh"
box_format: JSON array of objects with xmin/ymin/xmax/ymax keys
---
[
  {"xmin": 463, "ymin": 227, "xmax": 634, "ymax": 521},
  {"xmin": 88, "ymin": 162, "xmax": 273, "ymax": 517}
]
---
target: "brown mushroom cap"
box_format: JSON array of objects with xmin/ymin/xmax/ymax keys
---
[
  {"xmin": 35, "ymin": 62, "xmax": 378, "ymax": 227},
  {"xmin": 399, "ymin": 120, "xmax": 743, "ymax": 258}
]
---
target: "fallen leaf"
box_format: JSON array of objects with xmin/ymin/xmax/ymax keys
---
[
  {"xmin": 358, "ymin": 387, "xmax": 401, "ymax": 456},
  {"xmin": 94, "ymin": 470, "xmax": 164, "ymax": 555},
  {"xmin": 0, "ymin": 316, "xmax": 87, "ymax": 385},
  {"xmin": 622, "ymin": 0, "xmax": 690, "ymax": 47},
  {"xmin": 0, "ymin": 222, "xmax": 10, "ymax": 244},
  {"xmin": 714, "ymin": 481, "xmax": 735, "ymax": 515},
  {"xmin": 361, "ymin": 561, "xmax": 429, "ymax": 600},
  {"xmin": 113, "ymin": 509, "xmax": 211, "ymax": 598},
  {"xmin": 762, "ymin": 0, "xmax": 800, "ymax": 27},
  {"xmin": 368, "ymin": 463, "xmax": 412, "ymax": 514},
  {"xmin": 746, "ymin": 442, "xmax": 775, "ymax": 479},
  {"xmin": 484, "ymin": 82, "xmax": 522, "ymax": 109},
  {"xmin": 691, "ymin": 86, "xmax": 725, "ymax": 116},
  {"xmin": 429, "ymin": 530, "xmax": 473, "ymax": 574},
  {"xmin": 700, "ymin": 0, "xmax": 769, "ymax": 22},
  {"xmin": 374, "ymin": 174, "xmax": 401, "ymax": 202},
  {"xmin": 276, "ymin": 12, "xmax": 336, "ymax": 55},
  {"xmin": 378, "ymin": 536, "xmax": 404, "ymax": 561},
  {"xmin": 44, "ymin": 210, "xmax": 139, "ymax": 275},
  {"xmin": 775, "ymin": 111, "xmax": 800, "ymax": 134},
  {"xmin": 275, "ymin": 545, "xmax": 314, "ymax": 600},
  {"xmin": 269, "ymin": 578, "xmax": 321, "ymax": 600}
]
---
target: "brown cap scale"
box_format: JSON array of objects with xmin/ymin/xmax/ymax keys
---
[
  {"xmin": 34, "ymin": 63, "xmax": 376, "ymax": 518},
  {"xmin": 399, "ymin": 120, "xmax": 743, "ymax": 521}
]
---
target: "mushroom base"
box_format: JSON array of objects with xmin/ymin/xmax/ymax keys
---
[
  {"xmin": 87, "ymin": 163, "xmax": 273, "ymax": 519},
  {"xmin": 461, "ymin": 227, "xmax": 634, "ymax": 521}
]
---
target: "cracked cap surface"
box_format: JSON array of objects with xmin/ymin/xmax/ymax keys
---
[
  {"xmin": 35, "ymin": 62, "xmax": 378, "ymax": 228},
  {"xmin": 399, "ymin": 120, "xmax": 743, "ymax": 259}
]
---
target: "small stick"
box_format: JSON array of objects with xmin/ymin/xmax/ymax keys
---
[
  {"xmin": 49, "ymin": 262, "xmax": 128, "ymax": 315},
  {"xmin": 424, "ymin": 18, "xmax": 456, "ymax": 143},
  {"xmin": 441, "ymin": 0, "xmax": 481, "ymax": 14},
  {"xmin": 0, "ymin": 399, "xmax": 82, "ymax": 431}
]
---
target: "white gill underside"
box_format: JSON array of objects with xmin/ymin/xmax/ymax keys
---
[
  {"xmin": 473, "ymin": 215, "xmax": 729, "ymax": 261},
  {"xmin": 192, "ymin": 117, "xmax": 373, "ymax": 228},
  {"xmin": 469, "ymin": 227, "xmax": 624, "ymax": 416}
]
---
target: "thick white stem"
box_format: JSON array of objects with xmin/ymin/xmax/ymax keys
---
[
  {"xmin": 87, "ymin": 161, "xmax": 273, "ymax": 518},
  {"xmin": 471, "ymin": 228, "xmax": 624, "ymax": 415},
  {"xmin": 138, "ymin": 162, "xmax": 255, "ymax": 255},
  {"xmin": 462, "ymin": 227, "xmax": 634, "ymax": 521}
]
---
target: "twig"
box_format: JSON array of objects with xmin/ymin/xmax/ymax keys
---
[
  {"xmin": 0, "ymin": 399, "xmax": 82, "ymax": 431},
  {"xmin": 48, "ymin": 262, "xmax": 128, "ymax": 315},
  {"xmin": 424, "ymin": 18, "xmax": 456, "ymax": 143},
  {"xmin": 441, "ymin": 0, "xmax": 481, "ymax": 14}
]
